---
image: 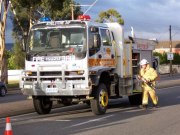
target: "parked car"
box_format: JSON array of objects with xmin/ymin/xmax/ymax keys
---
[{"xmin": 0, "ymin": 82, "xmax": 7, "ymax": 97}]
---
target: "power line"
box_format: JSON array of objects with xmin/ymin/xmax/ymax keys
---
[{"xmin": 83, "ymin": 0, "xmax": 99, "ymax": 15}]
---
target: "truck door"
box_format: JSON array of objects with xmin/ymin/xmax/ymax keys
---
[{"xmin": 99, "ymin": 28, "xmax": 115, "ymax": 67}]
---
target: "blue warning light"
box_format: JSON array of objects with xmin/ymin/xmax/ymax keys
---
[{"xmin": 39, "ymin": 17, "xmax": 51, "ymax": 22}]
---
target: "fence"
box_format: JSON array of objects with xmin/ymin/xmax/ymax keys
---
[
  {"xmin": 7, "ymin": 70, "xmax": 22, "ymax": 82},
  {"xmin": 159, "ymin": 65, "xmax": 180, "ymax": 74}
]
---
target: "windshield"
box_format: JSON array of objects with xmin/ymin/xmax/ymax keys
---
[{"xmin": 27, "ymin": 27, "xmax": 87, "ymax": 59}]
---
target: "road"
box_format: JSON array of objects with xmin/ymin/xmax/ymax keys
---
[
  {"xmin": 0, "ymin": 92, "xmax": 27, "ymax": 103},
  {"xmin": 0, "ymin": 85, "xmax": 180, "ymax": 135},
  {"xmin": 160, "ymin": 73, "xmax": 180, "ymax": 81}
]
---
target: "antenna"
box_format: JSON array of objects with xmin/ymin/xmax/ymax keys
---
[{"xmin": 72, "ymin": 0, "xmax": 99, "ymax": 19}]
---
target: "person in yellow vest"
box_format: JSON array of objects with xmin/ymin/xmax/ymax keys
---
[{"xmin": 138, "ymin": 59, "xmax": 159, "ymax": 109}]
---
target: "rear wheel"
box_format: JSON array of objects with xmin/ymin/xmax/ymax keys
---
[
  {"xmin": 61, "ymin": 98, "xmax": 72, "ymax": 106},
  {"xmin": 128, "ymin": 93, "xmax": 142, "ymax": 105},
  {"xmin": 33, "ymin": 96, "xmax": 52, "ymax": 114},
  {"xmin": 0, "ymin": 87, "xmax": 6, "ymax": 97},
  {"xmin": 90, "ymin": 83, "xmax": 109, "ymax": 115}
]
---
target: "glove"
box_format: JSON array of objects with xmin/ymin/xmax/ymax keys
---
[
  {"xmin": 141, "ymin": 78, "xmax": 147, "ymax": 83},
  {"xmin": 146, "ymin": 78, "xmax": 151, "ymax": 82}
]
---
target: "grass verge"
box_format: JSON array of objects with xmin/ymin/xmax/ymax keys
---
[{"xmin": 7, "ymin": 80, "xmax": 19, "ymax": 89}]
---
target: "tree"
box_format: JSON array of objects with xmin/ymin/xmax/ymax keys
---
[
  {"xmin": 0, "ymin": 0, "xmax": 10, "ymax": 83},
  {"xmin": 10, "ymin": 0, "xmax": 42, "ymax": 39},
  {"xmin": 8, "ymin": 41, "xmax": 25, "ymax": 69},
  {"xmin": 54, "ymin": 0, "xmax": 82, "ymax": 20},
  {"xmin": 8, "ymin": 0, "xmax": 83, "ymax": 71},
  {"xmin": 173, "ymin": 53, "xmax": 180, "ymax": 65},
  {"xmin": 7, "ymin": 50, "xmax": 15, "ymax": 69},
  {"xmin": 10, "ymin": 0, "xmax": 82, "ymax": 38},
  {"xmin": 96, "ymin": 9, "xmax": 124, "ymax": 25}
]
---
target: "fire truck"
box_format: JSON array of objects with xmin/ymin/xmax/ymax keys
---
[{"xmin": 20, "ymin": 15, "xmax": 157, "ymax": 115}]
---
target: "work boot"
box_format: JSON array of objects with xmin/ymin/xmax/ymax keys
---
[
  {"xmin": 153, "ymin": 104, "xmax": 160, "ymax": 108},
  {"xmin": 139, "ymin": 105, "xmax": 148, "ymax": 110}
]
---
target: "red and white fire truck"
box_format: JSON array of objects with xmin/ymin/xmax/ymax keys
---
[{"xmin": 20, "ymin": 15, "xmax": 157, "ymax": 115}]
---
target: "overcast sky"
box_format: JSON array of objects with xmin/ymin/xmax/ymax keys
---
[
  {"xmin": 76, "ymin": 0, "xmax": 180, "ymax": 41},
  {"xmin": 5, "ymin": 0, "xmax": 180, "ymax": 43}
]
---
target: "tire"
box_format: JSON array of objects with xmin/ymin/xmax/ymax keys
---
[
  {"xmin": 61, "ymin": 98, "xmax": 72, "ymax": 106},
  {"xmin": 85, "ymin": 100, "xmax": 90, "ymax": 106},
  {"xmin": 90, "ymin": 83, "xmax": 109, "ymax": 115},
  {"xmin": 33, "ymin": 96, "xmax": 52, "ymax": 114},
  {"xmin": 128, "ymin": 93, "xmax": 142, "ymax": 105},
  {"xmin": 0, "ymin": 87, "xmax": 6, "ymax": 97}
]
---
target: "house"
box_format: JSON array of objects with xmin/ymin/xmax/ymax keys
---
[{"xmin": 154, "ymin": 41, "xmax": 180, "ymax": 54}]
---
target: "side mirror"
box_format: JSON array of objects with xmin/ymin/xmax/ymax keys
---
[
  {"xmin": 93, "ymin": 34, "xmax": 100, "ymax": 48},
  {"xmin": 90, "ymin": 27, "xmax": 99, "ymax": 33}
]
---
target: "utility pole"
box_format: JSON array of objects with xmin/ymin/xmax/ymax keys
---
[
  {"xmin": 169, "ymin": 25, "xmax": 172, "ymax": 76},
  {"xmin": 71, "ymin": 0, "xmax": 74, "ymax": 20}
]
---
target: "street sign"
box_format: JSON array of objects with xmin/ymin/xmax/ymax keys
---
[{"xmin": 167, "ymin": 52, "xmax": 174, "ymax": 60}]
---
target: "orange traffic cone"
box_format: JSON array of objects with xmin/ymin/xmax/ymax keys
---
[{"xmin": 4, "ymin": 117, "xmax": 13, "ymax": 135}]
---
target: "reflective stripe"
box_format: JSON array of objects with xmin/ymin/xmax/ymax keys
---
[
  {"xmin": 5, "ymin": 123, "xmax": 12, "ymax": 131},
  {"xmin": 133, "ymin": 90, "xmax": 142, "ymax": 93},
  {"xmin": 89, "ymin": 59, "xmax": 116, "ymax": 67}
]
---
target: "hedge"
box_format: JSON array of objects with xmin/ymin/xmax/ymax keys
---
[{"xmin": 153, "ymin": 52, "xmax": 180, "ymax": 65}]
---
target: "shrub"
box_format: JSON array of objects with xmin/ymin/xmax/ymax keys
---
[{"xmin": 153, "ymin": 52, "xmax": 180, "ymax": 65}]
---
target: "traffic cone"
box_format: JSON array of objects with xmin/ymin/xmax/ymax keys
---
[{"xmin": 4, "ymin": 117, "xmax": 13, "ymax": 135}]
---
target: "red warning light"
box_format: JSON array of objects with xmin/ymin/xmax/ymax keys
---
[
  {"xmin": 69, "ymin": 47, "xmax": 74, "ymax": 53},
  {"xmin": 77, "ymin": 15, "xmax": 91, "ymax": 21}
]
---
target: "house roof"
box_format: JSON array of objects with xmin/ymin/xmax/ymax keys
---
[{"xmin": 156, "ymin": 41, "xmax": 180, "ymax": 49}]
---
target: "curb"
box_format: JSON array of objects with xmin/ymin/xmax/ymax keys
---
[
  {"xmin": 6, "ymin": 88, "xmax": 21, "ymax": 95},
  {"xmin": 156, "ymin": 79, "xmax": 180, "ymax": 89}
]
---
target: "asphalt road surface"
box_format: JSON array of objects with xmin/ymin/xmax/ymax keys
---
[
  {"xmin": 0, "ymin": 92, "xmax": 27, "ymax": 103},
  {"xmin": 0, "ymin": 85, "xmax": 180, "ymax": 135}
]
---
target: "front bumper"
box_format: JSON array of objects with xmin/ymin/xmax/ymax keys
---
[{"xmin": 20, "ymin": 80, "xmax": 91, "ymax": 96}]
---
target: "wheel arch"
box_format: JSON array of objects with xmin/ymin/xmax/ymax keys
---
[{"xmin": 90, "ymin": 67, "xmax": 111, "ymax": 95}]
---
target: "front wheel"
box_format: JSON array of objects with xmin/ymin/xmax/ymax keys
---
[
  {"xmin": 33, "ymin": 96, "xmax": 52, "ymax": 114},
  {"xmin": 0, "ymin": 87, "xmax": 6, "ymax": 97},
  {"xmin": 90, "ymin": 83, "xmax": 109, "ymax": 115}
]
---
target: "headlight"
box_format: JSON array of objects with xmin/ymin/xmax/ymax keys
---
[
  {"xmin": 26, "ymin": 71, "xmax": 32, "ymax": 76},
  {"xmin": 77, "ymin": 70, "xmax": 84, "ymax": 75},
  {"xmin": 74, "ymin": 84, "xmax": 86, "ymax": 89},
  {"xmin": 22, "ymin": 71, "xmax": 32, "ymax": 76}
]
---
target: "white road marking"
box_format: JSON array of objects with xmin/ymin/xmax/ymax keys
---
[
  {"xmin": 67, "ymin": 114, "xmax": 114, "ymax": 128},
  {"xmin": 37, "ymin": 118, "xmax": 71, "ymax": 122},
  {"xmin": 55, "ymin": 119, "xmax": 71, "ymax": 122}
]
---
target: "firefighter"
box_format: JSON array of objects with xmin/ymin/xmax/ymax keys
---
[{"xmin": 138, "ymin": 59, "xmax": 158, "ymax": 109}]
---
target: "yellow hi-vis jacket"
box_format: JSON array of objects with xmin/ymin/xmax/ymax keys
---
[{"xmin": 139, "ymin": 64, "xmax": 158, "ymax": 91}]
